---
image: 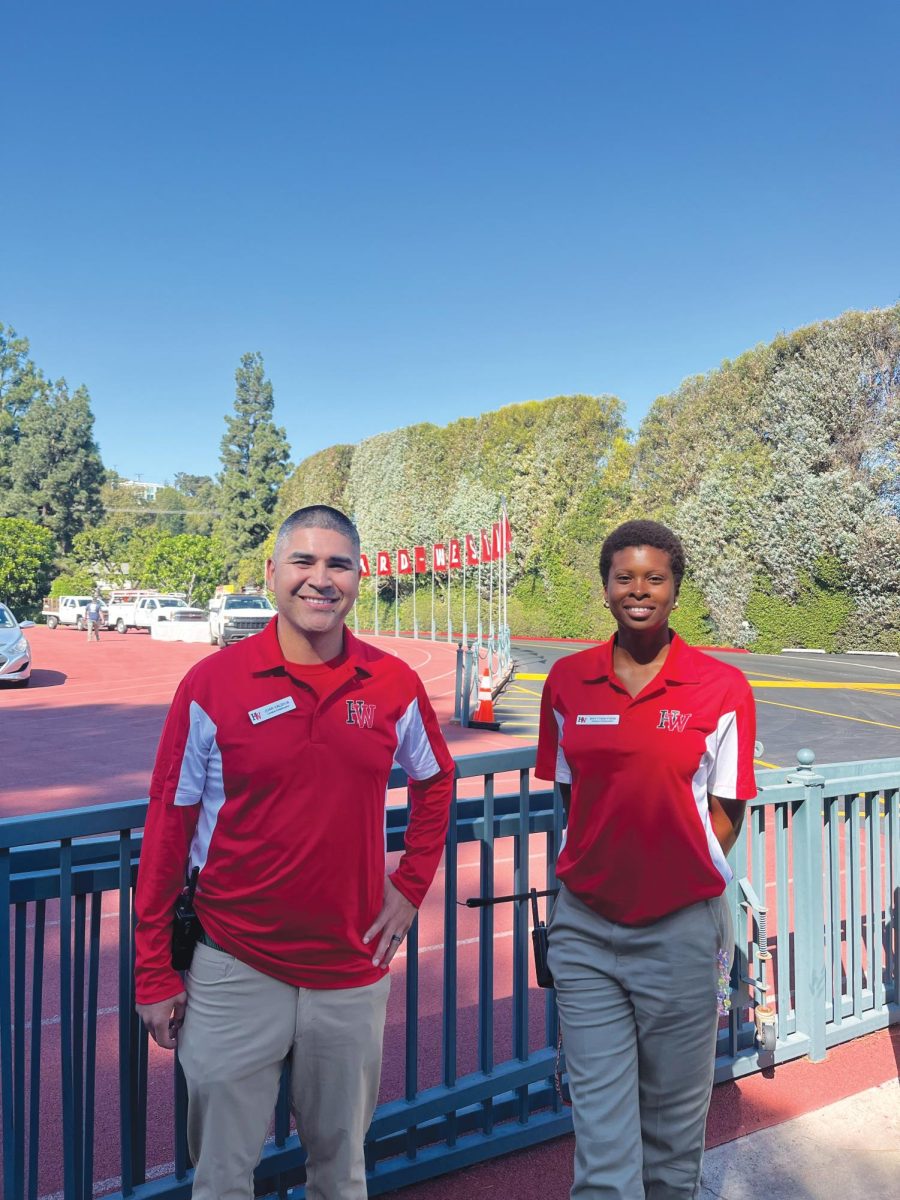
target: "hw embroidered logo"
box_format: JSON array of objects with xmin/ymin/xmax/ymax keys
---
[
  {"xmin": 657, "ymin": 709, "xmax": 692, "ymax": 733},
  {"xmin": 346, "ymin": 699, "xmax": 376, "ymax": 729}
]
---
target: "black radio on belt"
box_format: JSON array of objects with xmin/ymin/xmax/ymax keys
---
[
  {"xmin": 530, "ymin": 888, "xmax": 555, "ymax": 989},
  {"xmin": 171, "ymin": 867, "xmax": 201, "ymax": 971},
  {"xmin": 466, "ymin": 886, "xmax": 558, "ymax": 989}
]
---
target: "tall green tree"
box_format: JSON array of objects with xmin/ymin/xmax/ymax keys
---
[
  {"xmin": 0, "ymin": 517, "xmax": 56, "ymax": 618},
  {"xmin": 172, "ymin": 472, "xmax": 221, "ymax": 537},
  {"xmin": 0, "ymin": 324, "xmax": 46, "ymax": 504},
  {"xmin": 9, "ymin": 380, "xmax": 105, "ymax": 552},
  {"xmin": 218, "ymin": 352, "xmax": 291, "ymax": 571}
]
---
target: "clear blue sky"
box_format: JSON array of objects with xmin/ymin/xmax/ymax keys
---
[{"xmin": 3, "ymin": 2, "xmax": 899, "ymax": 483}]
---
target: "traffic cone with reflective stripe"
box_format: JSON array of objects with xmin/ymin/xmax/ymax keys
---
[{"xmin": 470, "ymin": 667, "xmax": 501, "ymax": 729}]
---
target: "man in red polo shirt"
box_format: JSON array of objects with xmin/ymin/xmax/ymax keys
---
[{"xmin": 135, "ymin": 505, "xmax": 454, "ymax": 1200}]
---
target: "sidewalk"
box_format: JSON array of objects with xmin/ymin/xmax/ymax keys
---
[
  {"xmin": 381, "ymin": 1026, "xmax": 900, "ymax": 1200},
  {"xmin": 700, "ymin": 1079, "xmax": 899, "ymax": 1199}
]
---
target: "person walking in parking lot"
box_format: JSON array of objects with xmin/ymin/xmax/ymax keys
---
[
  {"xmin": 134, "ymin": 504, "xmax": 455, "ymax": 1200},
  {"xmin": 85, "ymin": 594, "xmax": 102, "ymax": 642}
]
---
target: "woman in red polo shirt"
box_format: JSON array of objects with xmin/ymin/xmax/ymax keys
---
[{"xmin": 536, "ymin": 520, "xmax": 757, "ymax": 1200}]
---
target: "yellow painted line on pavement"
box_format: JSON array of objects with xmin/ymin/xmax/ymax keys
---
[
  {"xmin": 742, "ymin": 668, "xmax": 804, "ymax": 682},
  {"xmin": 750, "ymin": 680, "xmax": 900, "ymax": 691},
  {"xmin": 756, "ymin": 698, "xmax": 900, "ymax": 731},
  {"xmin": 754, "ymin": 758, "xmax": 781, "ymax": 769}
]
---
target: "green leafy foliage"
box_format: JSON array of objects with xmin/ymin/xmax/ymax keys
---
[
  {"xmin": 218, "ymin": 352, "xmax": 291, "ymax": 570},
  {"xmin": 50, "ymin": 570, "xmax": 97, "ymax": 597},
  {"xmin": 746, "ymin": 574, "xmax": 854, "ymax": 653},
  {"xmin": 141, "ymin": 534, "xmax": 226, "ymax": 605},
  {"xmin": 276, "ymin": 444, "xmax": 354, "ymax": 519},
  {"xmin": 0, "ymin": 517, "xmax": 56, "ymax": 619},
  {"xmin": 668, "ymin": 577, "xmax": 715, "ymax": 645},
  {"xmin": 633, "ymin": 304, "xmax": 900, "ymax": 648},
  {"xmin": 7, "ymin": 381, "xmax": 105, "ymax": 552},
  {"xmin": 0, "ymin": 324, "xmax": 46, "ymax": 503}
]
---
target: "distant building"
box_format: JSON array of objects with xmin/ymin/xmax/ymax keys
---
[{"xmin": 119, "ymin": 479, "xmax": 167, "ymax": 502}]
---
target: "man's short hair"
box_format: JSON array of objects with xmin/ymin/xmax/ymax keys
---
[
  {"xmin": 599, "ymin": 520, "xmax": 685, "ymax": 591},
  {"xmin": 273, "ymin": 505, "xmax": 361, "ymax": 560}
]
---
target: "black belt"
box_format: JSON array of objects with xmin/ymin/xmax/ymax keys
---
[{"xmin": 197, "ymin": 927, "xmax": 231, "ymax": 955}]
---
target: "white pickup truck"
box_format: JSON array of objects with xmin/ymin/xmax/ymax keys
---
[
  {"xmin": 208, "ymin": 593, "xmax": 275, "ymax": 646},
  {"xmin": 107, "ymin": 591, "xmax": 207, "ymax": 634},
  {"xmin": 42, "ymin": 595, "xmax": 107, "ymax": 630}
]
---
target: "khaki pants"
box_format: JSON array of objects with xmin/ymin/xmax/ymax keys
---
[
  {"xmin": 178, "ymin": 942, "xmax": 391, "ymax": 1200},
  {"xmin": 548, "ymin": 886, "xmax": 734, "ymax": 1200}
]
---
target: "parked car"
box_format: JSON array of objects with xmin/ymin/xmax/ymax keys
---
[
  {"xmin": 0, "ymin": 603, "xmax": 34, "ymax": 687},
  {"xmin": 208, "ymin": 593, "xmax": 275, "ymax": 646},
  {"xmin": 107, "ymin": 591, "xmax": 206, "ymax": 633},
  {"xmin": 41, "ymin": 595, "xmax": 108, "ymax": 630}
]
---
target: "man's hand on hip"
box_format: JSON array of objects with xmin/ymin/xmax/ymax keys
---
[
  {"xmin": 136, "ymin": 991, "xmax": 187, "ymax": 1050},
  {"xmin": 363, "ymin": 875, "xmax": 417, "ymax": 969}
]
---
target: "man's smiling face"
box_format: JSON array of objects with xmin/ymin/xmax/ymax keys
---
[{"xmin": 265, "ymin": 526, "xmax": 360, "ymax": 661}]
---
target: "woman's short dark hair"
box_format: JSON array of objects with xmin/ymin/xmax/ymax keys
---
[{"xmin": 599, "ymin": 520, "xmax": 685, "ymax": 591}]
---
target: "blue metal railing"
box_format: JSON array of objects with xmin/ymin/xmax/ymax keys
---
[{"xmin": 2, "ymin": 749, "xmax": 899, "ymax": 1199}]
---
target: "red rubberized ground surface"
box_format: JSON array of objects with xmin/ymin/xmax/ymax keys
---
[{"xmin": 2, "ymin": 626, "xmax": 898, "ymax": 1199}]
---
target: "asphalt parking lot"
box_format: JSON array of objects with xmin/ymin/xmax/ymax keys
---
[{"xmin": 499, "ymin": 640, "xmax": 900, "ymax": 770}]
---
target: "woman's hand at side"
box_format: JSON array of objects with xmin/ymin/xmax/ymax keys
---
[{"xmin": 709, "ymin": 795, "xmax": 746, "ymax": 856}]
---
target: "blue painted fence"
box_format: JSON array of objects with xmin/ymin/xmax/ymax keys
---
[{"xmin": 2, "ymin": 748, "xmax": 898, "ymax": 1199}]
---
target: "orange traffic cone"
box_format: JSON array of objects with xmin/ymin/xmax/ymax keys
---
[{"xmin": 470, "ymin": 668, "xmax": 500, "ymax": 729}]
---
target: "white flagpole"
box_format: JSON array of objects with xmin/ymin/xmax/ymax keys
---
[
  {"xmin": 446, "ymin": 558, "xmax": 452, "ymax": 642},
  {"xmin": 488, "ymin": 537, "xmax": 494, "ymax": 643},
  {"xmin": 374, "ymin": 569, "xmax": 379, "ymax": 636},
  {"xmin": 431, "ymin": 552, "xmax": 436, "ymax": 641},
  {"xmin": 462, "ymin": 553, "xmax": 467, "ymax": 644},
  {"xmin": 413, "ymin": 568, "xmax": 418, "ymax": 638},
  {"xmin": 394, "ymin": 557, "xmax": 399, "ymax": 638},
  {"xmin": 477, "ymin": 550, "xmax": 483, "ymax": 645},
  {"xmin": 502, "ymin": 502, "xmax": 508, "ymax": 634}
]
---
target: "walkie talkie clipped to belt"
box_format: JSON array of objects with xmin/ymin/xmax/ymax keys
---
[
  {"xmin": 466, "ymin": 886, "xmax": 557, "ymax": 988},
  {"xmin": 171, "ymin": 866, "xmax": 201, "ymax": 971}
]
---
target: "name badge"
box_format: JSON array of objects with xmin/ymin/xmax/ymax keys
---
[
  {"xmin": 248, "ymin": 696, "xmax": 297, "ymax": 725},
  {"xmin": 576, "ymin": 714, "xmax": 620, "ymax": 726}
]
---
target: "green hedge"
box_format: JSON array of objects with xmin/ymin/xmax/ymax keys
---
[{"xmin": 746, "ymin": 574, "xmax": 853, "ymax": 653}]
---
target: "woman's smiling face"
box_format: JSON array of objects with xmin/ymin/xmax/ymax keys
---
[{"xmin": 604, "ymin": 544, "xmax": 678, "ymax": 633}]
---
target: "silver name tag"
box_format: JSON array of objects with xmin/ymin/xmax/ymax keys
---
[
  {"xmin": 576, "ymin": 714, "xmax": 620, "ymax": 726},
  {"xmin": 248, "ymin": 696, "xmax": 297, "ymax": 725}
]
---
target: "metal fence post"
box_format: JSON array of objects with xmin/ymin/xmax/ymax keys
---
[
  {"xmin": 453, "ymin": 643, "xmax": 464, "ymax": 722},
  {"xmin": 787, "ymin": 748, "xmax": 828, "ymax": 1062}
]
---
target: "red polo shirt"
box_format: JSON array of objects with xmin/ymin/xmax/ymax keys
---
[
  {"xmin": 135, "ymin": 620, "xmax": 454, "ymax": 1004},
  {"xmin": 536, "ymin": 634, "xmax": 756, "ymax": 925}
]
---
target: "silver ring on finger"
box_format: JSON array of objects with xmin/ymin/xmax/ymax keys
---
[{"xmin": 390, "ymin": 933, "xmax": 403, "ymax": 944}]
